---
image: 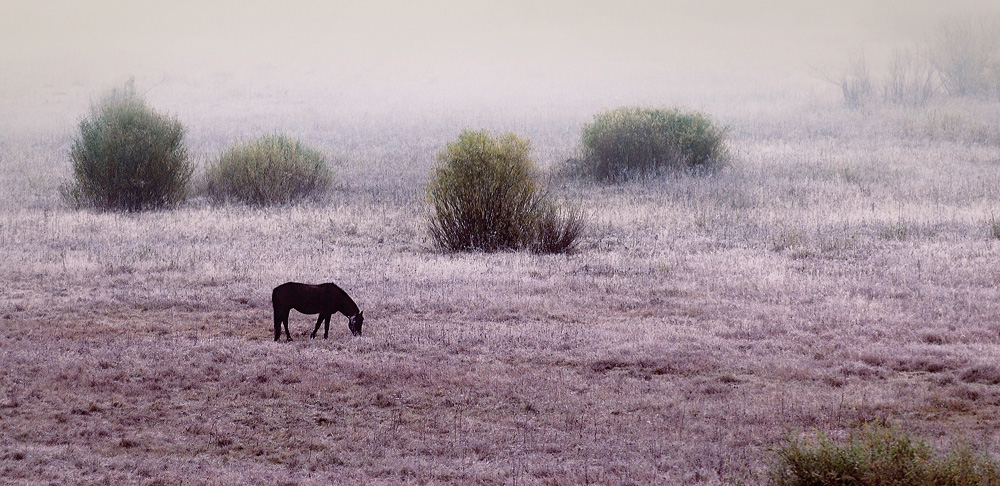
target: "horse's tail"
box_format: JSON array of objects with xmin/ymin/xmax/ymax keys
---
[{"xmin": 271, "ymin": 285, "xmax": 290, "ymax": 322}]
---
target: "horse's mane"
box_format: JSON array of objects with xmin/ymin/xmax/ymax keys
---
[{"xmin": 322, "ymin": 282, "xmax": 360, "ymax": 315}]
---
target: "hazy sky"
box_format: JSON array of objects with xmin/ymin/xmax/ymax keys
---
[
  {"xmin": 3, "ymin": 0, "xmax": 999, "ymax": 132},
  {"xmin": 6, "ymin": 0, "xmax": 999, "ymax": 67}
]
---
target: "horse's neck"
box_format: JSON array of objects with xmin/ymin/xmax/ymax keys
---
[{"xmin": 340, "ymin": 295, "xmax": 359, "ymax": 316}]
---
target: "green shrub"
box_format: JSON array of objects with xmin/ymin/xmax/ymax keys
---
[
  {"xmin": 204, "ymin": 134, "xmax": 332, "ymax": 206},
  {"xmin": 64, "ymin": 82, "xmax": 191, "ymax": 211},
  {"xmin": 573, "ymin": 107, "xmax": 728, "ymax": 182},
  {"xmin": 771, "ymin": 422, "xmax": 1000, "ymax": 486},
  {"xmin": 427, "ymin": 129, "xmax": 583, "ymax": 253}
]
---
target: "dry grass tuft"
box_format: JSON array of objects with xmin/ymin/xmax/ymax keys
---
[{"xmin": 960, "ymin": 365, "xmax": 1000, "ymax": 385}]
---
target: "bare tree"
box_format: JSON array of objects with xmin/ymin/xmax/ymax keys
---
[
  {"xmin": 884, "ymin": 47, "xmax": 938, "ymax": 106},
  {"xmin": 840, "ymin": 50, "xmax": 874, "ymax": 109},
  {"xmin": 929, "ymin": 15, "xmax": 1000, "ymax": 98}
]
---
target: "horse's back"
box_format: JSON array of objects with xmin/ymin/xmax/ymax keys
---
[
  {"xmin": 272, "ymin": 282, "xmax": 341, "ymax": 314},
  {"xmin": 273, "ymin": 282, "xmax": 314, "ymax": 306},
  {"xmin": 273, "ymin": 281, "xmax": 300, "ymax": 299}
]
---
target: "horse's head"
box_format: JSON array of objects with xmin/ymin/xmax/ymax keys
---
[{"xmin": 349, "ymin": 311, "xmax": 364, "ymax": 336}]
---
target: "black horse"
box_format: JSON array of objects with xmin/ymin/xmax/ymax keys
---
[{"xmin": 271, "ymin": 282, "xmax": 364, "ymax": 341}]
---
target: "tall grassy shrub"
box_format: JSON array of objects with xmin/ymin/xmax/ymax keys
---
[
  {"xmin": 771, "ymin": 423, "xmax": 1000, "ymax": 486},
  {"xmin": 64, "ymin": 82, "xmax": 191, "ymax": 211},
  {"xmin": 532, "ymin": 203, "xmax": 586, "ymax": 254},
  {"xmin": 427, "ymin": 130, "xmax": 583, "ymax": 253},
  {"xmin": 574, "ymin": 107, "xmax": 728, "ymax": 182},
  {"xmin": 204, "ymin": 134, "xmax": 332, "ymax": 206}
]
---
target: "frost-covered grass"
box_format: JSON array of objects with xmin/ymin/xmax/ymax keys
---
[{"xmin": 1, "ymin": 73, "xmax": 1000, "ymax": 484}]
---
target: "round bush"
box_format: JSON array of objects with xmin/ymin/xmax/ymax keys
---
[
  {"xmin": 575, "ymin": 107, "xmax": 728, "ymax": 182},
  {"xmin": 65, "ymin": 82, "xmax": 192, "ymax": 211},
  {"xmin": 427, "ymin": 129, "xmax": 583, "ymax": 253},
  {"xmin": 205, "ymin": 134, "xmax": 332, "ymax": 206}
]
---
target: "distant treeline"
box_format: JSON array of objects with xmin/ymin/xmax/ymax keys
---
[{"xmin": 835, "ymin": 15, "xmax": 1000, "ymax": 108}]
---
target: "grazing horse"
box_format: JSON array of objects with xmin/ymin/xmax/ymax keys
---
[{"xmin": 271, "ymin": 282, "xmax": 364, "ymax": 341}]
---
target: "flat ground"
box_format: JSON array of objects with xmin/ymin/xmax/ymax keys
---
[{"xmin": 2, "ymin": 72, "xmax": 1000, "ymax": 484}]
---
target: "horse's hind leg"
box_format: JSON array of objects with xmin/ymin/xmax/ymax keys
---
[
  {"xmin": 274, "ymin": 308, "xmax": 291, "ymax": 341},
  {"xmin": 312, "ymin": 315, "xmax": 324, "ymax": 339}
]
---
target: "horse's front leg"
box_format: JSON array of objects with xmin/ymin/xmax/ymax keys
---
[
  {"xmin": 323, "ymin": 315, "xmax": 332, "ymax": 339},
  {"xmin": 311, "ymin": 315, "xmax": 324, "ymax": 339}
]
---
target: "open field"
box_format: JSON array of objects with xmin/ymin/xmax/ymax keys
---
[
  {"xmin": 3, "ymin": 74, "xmax": 1000, "ymax": 484},
  {"xmin": 4, "ymin": 2, "xmax": 1000, "ymax": 483}
]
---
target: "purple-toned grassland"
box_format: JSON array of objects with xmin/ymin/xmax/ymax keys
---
[{"xmin": 2, "ymin": 73, "xmax": 1000, "ymax": 484}]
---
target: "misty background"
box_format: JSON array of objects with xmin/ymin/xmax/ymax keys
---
[{"xmin": 2, "ymin": 0, "xmax": 999, "ymax": 172}]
